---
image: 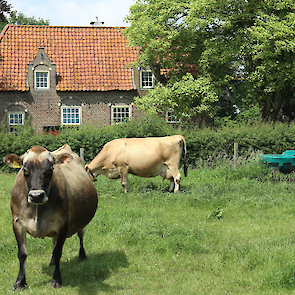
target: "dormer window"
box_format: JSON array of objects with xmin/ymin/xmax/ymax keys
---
[
  {"xmin": 35, "ymin": 71, "xmax": 49, "ymax": 89},
  {"xmin": 28, "ymin": 47, "xmax": 55, "ymax": 91},
  {"xmin": 140, "ymin": 70, "xmax": 154, "ymax": 89}
]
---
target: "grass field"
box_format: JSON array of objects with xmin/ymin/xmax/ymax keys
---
[{"xmin": 1, "ymin": 158, "xmax": 295, "ymax": 294}]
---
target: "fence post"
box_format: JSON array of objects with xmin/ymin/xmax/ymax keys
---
[
  {"xmin": 234, "ymin": 143, "xmax": 238, "ymax": 168},
  {"xmin": 80, "ymin": 148, "xmax": 84, "ymax": 163}
]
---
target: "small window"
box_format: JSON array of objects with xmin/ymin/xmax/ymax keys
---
[
  {"xmin": 8, "ymin": 112, "xmax": 24, "ymax": 125},
  {"xmin": 111, "ymin": 105, "xmax": 131, "ymax": 124},
  {"xmin": 141, "ymin": 70, "xmax": 154, "ymax": 89},
  {"xmin": 166, "ymin": 110, "xmax": 181, "ymax": 124},
  {"xmin": 35, "ymin": 71, "xmax": 49, "ymax": 89},
  {"xmin": 61, "ymin": 107, "xmax": 81, "ymax": 125}
]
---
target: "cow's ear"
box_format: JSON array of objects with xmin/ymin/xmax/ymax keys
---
[
  {"xmin": 54, "ymin": 153, "xmax": 73, "ymax": 165},
  {"xmin": 3, "ymin": 154, "xmax": 22, "ymax": 168}
]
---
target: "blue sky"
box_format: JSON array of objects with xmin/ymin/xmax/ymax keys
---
[{"xmin": 9, "ymin": 0, "xmax": 135, "ymax": 27}]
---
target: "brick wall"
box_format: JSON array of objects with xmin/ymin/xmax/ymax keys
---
[{"xmin": 0, "ymin": 89, "xmax": 139, "ymax": 132}]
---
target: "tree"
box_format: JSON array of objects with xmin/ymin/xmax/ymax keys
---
[
  {"xmin": 0, "ymin": 8, "xmax": 49, "ymax": 31},
  {"xmin": 8, "ymin": 10, "xmax": 49, "ymax": 26},
  {"xmin": 124, "ymin": 0, "xmax": 295, "ymax": 122},
  {"xmin": 246, "ymin": 4, "xmax": 295, "ymax": 121},
  {"xmin": 0, "ymin": 0, "xmax": 12, "ymax": 31},
  {"xmin": 134, "ymin": 73, "xmax": 218, "ymax": 119}
]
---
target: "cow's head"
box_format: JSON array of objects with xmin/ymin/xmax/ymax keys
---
[{"xmin": 4, "ymin": 146, "xmax": 72, "ymax": 205}]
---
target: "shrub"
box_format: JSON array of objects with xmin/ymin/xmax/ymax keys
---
[{"xmin": 1, "ymin": 118, "xmax": 295, "ymax": 170}]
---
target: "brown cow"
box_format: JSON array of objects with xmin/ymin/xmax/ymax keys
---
[
  {"xmin": 85, "ymin": 135, "xmax": 187, "ymax": 193},
  {"xmin": 3, "ymin": 144, "xmax": 98, "ymax": 290}
]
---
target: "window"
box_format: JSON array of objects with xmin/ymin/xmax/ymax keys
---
[
  {"xmin": 141, "ymin": 70, "xmax": 154, "ymax": 89},
  {"xmin": 9, "ymin": 112, "xmax": 24, "ymax": 126},
  {"xmin": 166, "ymin": 110, "xmax": 181, "ymax": 124},
  {"xmin": 111, "ymin": 105, "xmax": 131, "ymax": 124},
  {"xmin": 35, "ymin": 71, "xmax": 49, "ymax": 89},
  {"xmin": 61, "ymin": 107, "xmax": 81, "ymax": 125}
]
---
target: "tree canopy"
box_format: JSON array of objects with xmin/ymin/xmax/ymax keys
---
[
  {"xmin": 8, "ymin": 10, "xmax": 49, "ymax": 26},
  {"xmin": 0, "ymin": 3, "xmax": 49, "ymax": 32},
  {"xmin": 0, "ymin": 0, "xmax": 12, "ymax": 30},
  {"xmin": 137, "ymin": 73, "xmax": 218, "ymax": 120},
  {"xmin": 124, "ymin": 0, "xmax": 295, "ymax": 122}
]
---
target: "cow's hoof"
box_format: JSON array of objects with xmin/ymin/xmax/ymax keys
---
[
  {"xmin": 51, "ymin": 279, "xmax": 62, "ymax": 288},
  {"xmin": 78, "ymin": 255, "xmax": 86, "ymax": 262},
  {"xmin": 78, "ymin": 248, "xmax": 86, "ymax": 262},
  {"xmin": 13, "ymin": 280, "xmax": 27, "ymax": 291}
]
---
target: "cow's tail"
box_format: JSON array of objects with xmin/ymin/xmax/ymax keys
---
[{"xmin": 181, "ymin": 136, "xmax": 188, "ymax": 177}]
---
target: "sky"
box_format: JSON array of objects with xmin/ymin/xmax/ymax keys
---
[{"xmin": 9, "ymin": 0, "xmax": 136, "ymax": 27}]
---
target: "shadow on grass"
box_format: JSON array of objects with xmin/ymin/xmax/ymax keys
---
[
  {"xmin": 130, "ymin": 179, "xmax": 191, "ymax": 194},
  {"xmin": 271, "ymin": 267, "xmax": 295, "ymax": 291},
  {"xmin": 41, "ymin": 250, "xmax": 129, "ymax": 294}
]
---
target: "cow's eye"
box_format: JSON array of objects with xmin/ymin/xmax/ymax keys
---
[
  {"xmin": 23, "ymin": 167, "xmax": 30, "ymax": 176},
  {"xmin": 44, "ymin": 167, "xmax": 54, "ymax": 176}
]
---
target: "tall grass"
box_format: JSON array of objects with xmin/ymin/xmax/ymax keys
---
[{"xmin": 1, "ymin": 155, "xmax": 295, "ymax": 294}]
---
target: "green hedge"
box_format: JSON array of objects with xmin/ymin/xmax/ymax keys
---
[
  {"xmin": 0, "ymin": 117, "xmax": 174, "ymax": 168},
  {"xmin": 184, "ymin": 122, "xmax": 295, "ymax": 167},
  {"xmin": 1, "ymin": 118, "xmax": 295, "ymax": 169}
]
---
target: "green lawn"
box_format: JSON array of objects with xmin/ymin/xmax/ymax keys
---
[{"xmin": 1, "ymin": 162, "xmax": 295, "ymax": 294}]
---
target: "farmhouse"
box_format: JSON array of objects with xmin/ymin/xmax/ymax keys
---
[{"xmin": 0, "ymin": 24, "xmax": 157, "ymax": 132}]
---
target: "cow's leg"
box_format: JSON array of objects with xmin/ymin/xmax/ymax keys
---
[
  {"xmin": 13, "ymin": 221, "xmax": 27, "ymax": 290},
  {"xmin": 172, "ymin": 170, "xmax": 181, "ymax": 193},
  {"xmin": 77, "ymin": 228, "xmax": 86, "ymax": 262},
  {"xmin": 49, "ymin": 237, "xmax": 57, "ymax": 266},
  {"xmin": 51, "ymin": 224, "xmax": 68, "ymax": 288},
  {"xmin": 165, "ymin": 169, "xmax": 175, "ymax": 193},
  {"xmin": 168, "ymin": 178, "xmax": 175, "ymax": 192},
  {"xmin": 118, "ymin": 166, "xmax": 129, "ymax": 193},
  {"xmin": 166, "ymin": 167, "xmax": 181, "ymax": 193}
]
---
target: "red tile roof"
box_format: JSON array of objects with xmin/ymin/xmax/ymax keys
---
[{"xmin": 0, "ymin": 25, "xmax": 137, "ymax": 91}]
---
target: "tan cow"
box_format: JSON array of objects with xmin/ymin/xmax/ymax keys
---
[
  {"xmin": 85, "ymin": 135, "xmax": 187, "ymax": 193},
  {"xmin": 3, "ymin": 144, "xmax": 98, "ymax": 290}
]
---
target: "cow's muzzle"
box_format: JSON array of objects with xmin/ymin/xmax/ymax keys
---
[{"xmin": 28, "ymin": 190, "xmax": 48, "ymax": 205}]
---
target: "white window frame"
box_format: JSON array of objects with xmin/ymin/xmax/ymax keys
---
[
  {"xmin": 140, "ymin": 70, "xmax": 154, "ymax": 89},
  {"xmin": 35, "ymin": 71, "xmax": 50, "ymax": 89},
  {"xmin": 61, "ymin": 106, "xmax": 81, "ymax": 126},
  {"xmin": 166, "ymin": 110, "xmax": 181, "ymax": 124},
  {"xmin": 111, "ymin": 104, "xmax": 132, "ymax": 124},
  {"xmin": 8, "ymin": 112, "xmax": 25, "ymax": 126}
]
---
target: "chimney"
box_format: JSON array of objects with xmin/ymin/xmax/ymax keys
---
[{"xmin": 90, "ymin": 16, "xmax": 104, "ymax": 26}]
